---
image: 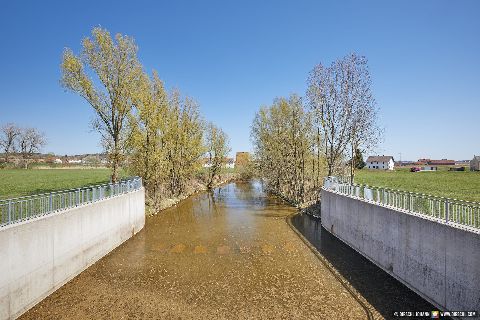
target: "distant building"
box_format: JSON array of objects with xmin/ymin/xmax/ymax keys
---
[
  {"xmin": 422, "ymin": 166, "xmax": 438, "ymax": 171},
  {"xmin": 53, "ymin": 158, "xmax": 63, "ymax": 164},
  {"xmin": 427, "ymin": 159, "xmax": 455, "ymax": 166},
  {"xmin": 415, "ymin": 158, "xmax": 455, "ymax": 166},
  {"xmin": 224, "ymin": 158, "xmax": 235, "ymax": 169},
  {"xmin": 366, "ymin": 156, "xmax": 395, "ymax": 170},
  {"xmin": 235, "ymin": 152, "xmax": 250, "ymax": 167},
  {"xmin": 67, "ymin": 159, "xmax": 82, "ymax": 164},
  {"xmin": 202, "ymin": 158, "xmax": 213, "ymax": 168},
  {"xmin": 470, "ymin": 156, "xmax": 480, "ymax": 171}
]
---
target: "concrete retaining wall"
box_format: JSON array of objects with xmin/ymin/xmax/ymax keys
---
[
  {"xmin": 321, "ymin": 189, "xmax": 480, "ymax": 311},
  {"xmin": 0, "ymin": 188, "xmax": 145, "ymax": 320}
]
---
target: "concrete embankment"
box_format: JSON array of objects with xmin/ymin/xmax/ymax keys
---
[
  {"xmin": 321, "ymin": 188, "xmax": 480, "ymax": 312},
  {"xmin": 0, "ymin": 188, "xmax": 145, "ymax": 320}
]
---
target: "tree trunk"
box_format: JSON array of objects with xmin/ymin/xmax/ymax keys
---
[{"xmin": 111, "ymin": 158, "xmax": 119, "ymax": 183}]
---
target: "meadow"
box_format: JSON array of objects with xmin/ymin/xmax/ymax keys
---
[
  {"xmin": 355, "ymin": 168, "xmax": 480, "ymax": 202},
  {"xmin": 0, "ymin": 168, "xmax": 126, "ymax": 200}
]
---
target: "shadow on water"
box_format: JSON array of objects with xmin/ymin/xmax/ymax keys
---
[{"xmin": 291, "ymin": 212, "xmax": 439, "ymax": 320}]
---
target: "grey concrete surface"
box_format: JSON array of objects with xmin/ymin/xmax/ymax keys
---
[
  {"xmin": 0, "ymin": 188, "xmax": 145, "ymax": 320},
  {"xmin": 321, "ymin": 188, "xmax": 480, "ymax": 312}
]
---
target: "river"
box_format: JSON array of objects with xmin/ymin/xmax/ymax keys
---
[{"xmin": 22, "ymin": 181, "xmax": 434, "ymax": 319}]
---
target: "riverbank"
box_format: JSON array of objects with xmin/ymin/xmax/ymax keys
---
[{"xmin": 146, "ymin": 173, "xmax": 237, "ymax": 215}]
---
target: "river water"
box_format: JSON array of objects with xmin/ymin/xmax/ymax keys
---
[{"xmin": 22, "ymin": 181, "xmax": 434, "ymax": 319}]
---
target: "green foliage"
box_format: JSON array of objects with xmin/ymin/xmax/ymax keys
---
[
  {"xmin": 126, "ymin": 75, "xmax": 209, "ymax": 200},
  {"xmin": 251, "ymin": 94, "xmax": 326, "ymax": 205},
  {"xmin": 61, "ymin": 27, "xmax": 143, "ymax": 182},
  {"xmin": 353, "ymin": 148, "xmax": 366, "ymax": 169}
]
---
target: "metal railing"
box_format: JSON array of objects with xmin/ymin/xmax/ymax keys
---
[
  {"xmin": 323, "ymin": 176, "xmax": 480, "ymax": 230},
  {"xmin": 0, "ymin": 177, "xmax": 143, "ymax": 227}
]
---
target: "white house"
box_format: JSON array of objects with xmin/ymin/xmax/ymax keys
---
[
  {"xmin": 53, "ymin": 158, "xmax": 63, "ymax": 164},
  {"xmin": 366, "ymin": 156, "xmax": 395, "ymax": 170},
  {"xmin": 224, "ymin": 158, "xmax": 235, "ymax": 169}
]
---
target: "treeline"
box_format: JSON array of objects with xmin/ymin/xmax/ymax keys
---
[
  {"xmin": 251, "ymin": 53, "xmax": 381, "ymax": 206},
  {"xmin": 61, "ymin": 27, "xmax": 230, "ymax": 204},
  {"xmin": 0, "ymin": 123, "xmax": 46, "ymax": 166}
]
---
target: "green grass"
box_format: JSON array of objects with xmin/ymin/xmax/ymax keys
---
[
  {"xmin": 355, "ymin": 168, "xmax": 480, "ymax": 202},
  {"xmin": 0, "ymin": 168, "xmax": 127, "ymax": 200}
]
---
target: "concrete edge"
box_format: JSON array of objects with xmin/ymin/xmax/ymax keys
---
[
  {"xmin": 1, "ymin": 188, "xmax": 145, "ymax": 232},
  {"xmin": 13, "ymin": 226, "xmax": 144, "ymax": 320},
  {"xmin": 322, "ymin": 188, "xmax": 480, "ymax": 235}
]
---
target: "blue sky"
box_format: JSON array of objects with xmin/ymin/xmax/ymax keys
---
[{"xmin": 0, "ymin": 0, "xmax": 479, "ymax": 160}]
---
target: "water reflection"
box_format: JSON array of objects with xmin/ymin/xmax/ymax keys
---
[{"xmin": 291, "ymin": 212, "xmax": 439, "ymax": 319}]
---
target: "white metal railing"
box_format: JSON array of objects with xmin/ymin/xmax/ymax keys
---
[
  {"xmin": 323, "ymin": 176, "xmax": 480, "ymax": 230},
  {"xmin": 0, "ymin": 177, "xmax": 143, "ymax": 227}
]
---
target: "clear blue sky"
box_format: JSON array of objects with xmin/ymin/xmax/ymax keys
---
[{"xmin": 0, "ymin": 0, "xmax": 479, "ymax": 160}]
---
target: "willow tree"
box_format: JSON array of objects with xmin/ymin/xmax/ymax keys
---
[
  {"xmin": 205, "ymin": 122, "xmax": 230, "ymax": 189},
  {"xmin": 251, "ymin": 94, "xmax": 320, "ymax": 204},
  {"xmin": 61, "ymin": 27, "xmax": 143, "ymax": 182},
  {"xmin": 163, "ymin": 91, "xmax": 204, "ymax": 196},
  {"xmin": 128, "ymin": 71, "xmax": 169, "ymax": 195}
]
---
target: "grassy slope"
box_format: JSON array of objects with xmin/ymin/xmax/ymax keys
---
[
  {"xmin": 0, "ymin": 169, "xmax": 126, "ymax": 200},
  {"xmin": 355, "ymin": 168, "xmax": 480, "ymax": 202}
]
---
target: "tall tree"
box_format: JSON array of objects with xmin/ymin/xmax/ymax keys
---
[
  {"xmin": 0, "ymin": 123, "xmax": 20, "ymax": 163},
  {"xmin": 128, "ymin": 71, "xmax": 169, "ymax": 196},
  {"xmin": 307, "ymin": 53, "xmax": 380, "ymax": 180},
  {"xmin": 61, "ymin": 27, "xmax": 143, "ymax": 182},
  {"xmin": 162, "ymin": 91, "xmax": 204, "ymax": 196},
  {"xmin": 251, "ymin": 94, "xmax": 321, "ymax": 204},
  {"xmin": 205, "ymin": 122, "xmax": 230, "ymax": 189}
]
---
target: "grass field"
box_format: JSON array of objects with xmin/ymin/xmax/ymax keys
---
[
  {"xmin": 0, "ymin": 168, "xmax": 126, "ymax": 200},
  {"xmin": 355, "ymin": 168, "xmax": 480, "ymax": 202}
]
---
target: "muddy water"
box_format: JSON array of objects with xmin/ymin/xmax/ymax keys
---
[{"xmin": 22, "ymin": 181, "xmax": 373, "ymax": 319}]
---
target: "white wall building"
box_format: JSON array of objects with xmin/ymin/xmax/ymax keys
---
[
  {"xmin": 225, "ymin": 158, "xmax": 235, "ymax": 169},
  {"xmin": 366, "ymin": 156, "xmax": 395, "ymax": 170}
]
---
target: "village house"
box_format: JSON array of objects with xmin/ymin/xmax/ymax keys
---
[
  {"xmin": 225, "ymin": 158, "xmax": 235, "ymax": 168},
  {"xmin": 470, "ymin": 155, "xmax": 480, "ymax": 171},
  {"xmin": 366, "ymin": 155, "xmax": 395, "ymax": 170}
]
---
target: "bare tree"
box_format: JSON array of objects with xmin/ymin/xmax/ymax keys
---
[
  {"xmin": 18, "ymin": 127, "xmax": 46, "ymax": 167},
  {"xmin": 0, "ymin": 123, "xmax": 20, "ymax": 163},
  {"xmin": 307, "ymin": 53, "xmax": 381, "ymax": 180},
  {"xmin": 61, "ymin": 27, "xmax": 143, "ymax": 182}
]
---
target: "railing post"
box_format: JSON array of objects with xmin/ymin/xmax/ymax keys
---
[
  {"xmin": 445, "ymin": 199, "xmax": 449, "ymax": 223},
  {"xmin": 8, "ymin": 200, "xmax": 12, "ymax": 224}
]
